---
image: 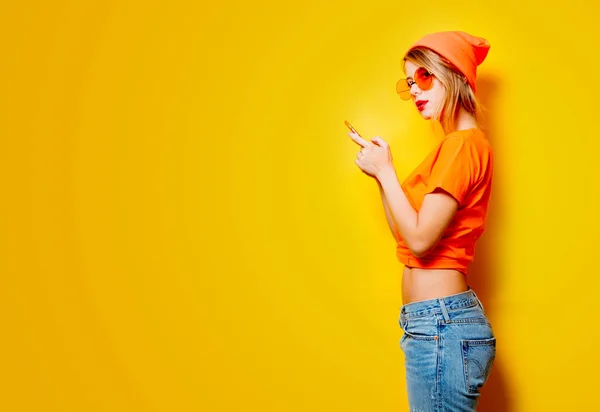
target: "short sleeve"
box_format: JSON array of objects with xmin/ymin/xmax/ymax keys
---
[{"xmin": 426, "ymin": 135, "xmax": 478, "ymax": 206}]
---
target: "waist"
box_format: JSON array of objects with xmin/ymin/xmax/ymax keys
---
[
  {"xmin": 400, "ymin": 288, "xmax": 482, "ymax": 319},
  {"xmin": 402, "ymin": 266, "xmax": 468, "ymax": 304}
]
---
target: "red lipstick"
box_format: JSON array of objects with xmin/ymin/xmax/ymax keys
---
[{"xmin": 416, "ymin": 100, "xmax": 428, "ymax": 111}]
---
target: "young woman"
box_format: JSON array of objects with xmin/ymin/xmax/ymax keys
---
[{"xmin": 348, "ymin": 31, "xmax": 495, "ymax": 411}]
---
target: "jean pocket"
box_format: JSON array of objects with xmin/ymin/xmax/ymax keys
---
[
  {"xmin": 401, "ymin": 317, "xmax": 438, "ymax": 341},
  {"xmin": 399, "ymin": 331, "xmax": 408, "ymax": 350},
  {"xmin": 461, "ymin": 337, "xmax": 496, "ymax": 394}
]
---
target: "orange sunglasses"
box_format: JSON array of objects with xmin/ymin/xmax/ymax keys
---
[{"xmin": 396, "ymin": 67, "xmax": 434, "ymax": 101}]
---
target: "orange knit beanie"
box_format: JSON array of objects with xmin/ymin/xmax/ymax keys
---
[{"xmin": 406, "ymin": 31, "xmax": 490, "ymax": 92}]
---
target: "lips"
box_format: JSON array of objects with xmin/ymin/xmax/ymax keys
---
[{"xmin": 416, "ymin": 100, "xmax": 428, "ymax": 111}]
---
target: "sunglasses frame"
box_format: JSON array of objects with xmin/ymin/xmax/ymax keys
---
[{"xmin": 396, "ymin": 67, "xmax": 435, "ymax": 101}]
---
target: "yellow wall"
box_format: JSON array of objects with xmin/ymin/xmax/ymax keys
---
[{"xmin": 0, "ymin": 0, "xmax": 598, "ymax": 410}]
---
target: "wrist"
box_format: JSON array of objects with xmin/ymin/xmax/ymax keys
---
[{"xmin": 377, "ymin": 165, "xmax": 397, "ymax": 182}]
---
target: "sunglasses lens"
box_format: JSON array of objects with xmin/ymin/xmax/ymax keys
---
[
  {"xmin": 396, "ymin": 79, "xmax": 412, "ymax": 101},
  {"xmin": 396, "ymin": 68, "xmax": 433, "ymax": 100},
  {"xmin": 415, "ymin": 67, "xmax": 433, "ymax": 91}
]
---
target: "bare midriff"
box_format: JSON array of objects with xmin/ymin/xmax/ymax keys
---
[{"xmin": 402, "ymin": 266, "xmax": 469, "ymax": 305}]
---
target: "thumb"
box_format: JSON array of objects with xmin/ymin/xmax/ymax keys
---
[{"xmin": 371, "ymin": 136, "xmax": 387, "ymax": 147}]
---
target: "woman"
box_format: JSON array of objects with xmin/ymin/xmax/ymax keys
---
[{"xmin": 348, "ymin": 31, "xmax": 495, "ymax": 411}]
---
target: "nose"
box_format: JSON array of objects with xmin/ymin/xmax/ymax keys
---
[{"xmin": 410, "ymin": 83, "xmax": 421, "ymax": 97}]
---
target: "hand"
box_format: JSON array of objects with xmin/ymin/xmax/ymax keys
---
[{"xmin": 348, "ymin": 132, "xmax": 394, "ymax": 179}]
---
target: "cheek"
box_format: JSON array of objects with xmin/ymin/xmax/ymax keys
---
[
  {"xmin": 428, "ymin": 83, "xmax": 445, "ymax": 108},
  {"xmin": 432, "ymin": 81, "xmax": 445, "ymax": 99}
]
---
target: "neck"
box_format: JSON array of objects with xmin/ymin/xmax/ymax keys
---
[{"xmin": 444, "ymin": 106, "xmax": 479, "ymax": 134}]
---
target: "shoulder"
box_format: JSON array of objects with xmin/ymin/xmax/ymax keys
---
[
  {"xmin": 443, "ymin": 128, "xmax": 488, "ymax": 144},
  {"xmin": 440, "ymin": 129, "xmax": 492, "ymax": 158}
]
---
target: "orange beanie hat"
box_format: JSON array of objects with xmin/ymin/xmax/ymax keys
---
[{"xmin": 406, "ymin": 31, "xmax": 490, "ymax": 92}]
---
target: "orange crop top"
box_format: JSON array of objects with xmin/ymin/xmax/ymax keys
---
[{"xmin": 396, "ymin": 128, "xmax": 494, "ymax": 275}]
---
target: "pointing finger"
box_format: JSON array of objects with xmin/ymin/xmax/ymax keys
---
[{"xmin": 348, "ymin": 132, "xmax": 372, "ymax": 148}]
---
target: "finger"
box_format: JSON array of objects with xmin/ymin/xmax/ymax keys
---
[
  {"xmin": 371, "ymin": 136, "xmax": 388, "ymax": 147},
  {"xmin": 348, "ymin": 132, "xmax": 372, "ymax": 148}
]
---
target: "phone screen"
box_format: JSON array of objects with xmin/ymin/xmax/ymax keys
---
[{"xmin": 344, "ymin": 120, "xmax": 361, "ymax": 137}]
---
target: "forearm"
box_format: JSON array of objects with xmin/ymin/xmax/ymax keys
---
[
  {"xmin": 376, "ymin": 166, "xmax": 421, "ymax": 254},
  {"xmin": 377, "ymin": 180, "xmax": 401, "ymax": 242}
]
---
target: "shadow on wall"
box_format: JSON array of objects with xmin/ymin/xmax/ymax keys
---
[{"xmin": 466, "ymin": 74, "xmax": 515, "ymax": 412}]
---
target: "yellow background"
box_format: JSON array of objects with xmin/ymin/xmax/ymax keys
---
[{"xmin": 0, "ymin": 0, "xmax": 598, "ymax": 411}]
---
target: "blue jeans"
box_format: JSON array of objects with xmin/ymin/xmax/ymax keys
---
[{"xmin": 399, "ymin": 289, "xmax": 496, "ymax": 411}]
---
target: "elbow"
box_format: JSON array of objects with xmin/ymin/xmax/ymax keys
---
[{"xmin": 408, "ymin": 239, "xmax": 433, "ymax": 259}]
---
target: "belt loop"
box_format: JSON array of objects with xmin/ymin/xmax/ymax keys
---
[
  {"xmin": 469, "ymin": 287, "xmax": 486, "ymax": 313},
  {"xmin": 438, "ymin": 298, "xmax": 450, "ymax": 323}
]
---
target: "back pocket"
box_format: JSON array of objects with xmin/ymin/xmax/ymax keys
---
[{"xmin": 461, "ymin": 337, "xmax": 496, "ymax": 394}]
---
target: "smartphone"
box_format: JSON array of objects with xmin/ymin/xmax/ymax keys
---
[{"xmin": 344, "ymin": 120, "xmax": 362, "ymax": 137}]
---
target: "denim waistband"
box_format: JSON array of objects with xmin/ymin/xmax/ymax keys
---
[{"xmin": 400, "ymin": 288, "xmax": 483, "ymax": 319}]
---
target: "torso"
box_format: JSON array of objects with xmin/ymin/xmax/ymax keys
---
[
  {"xmin": 402, "ymin": 266, "xmax": 469, "ymax": 304},
  {"xmin": 398, "ymin": 128, "xmax": 491, "ymax": 305}
]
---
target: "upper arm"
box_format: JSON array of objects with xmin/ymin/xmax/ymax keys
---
[
  {"xmin": 411, "ymin": 135, "xmax": 480, "ymax": 257},
  {"xmin": 412, "ymin": 190, "xmax": 459, "ymax": 257}
]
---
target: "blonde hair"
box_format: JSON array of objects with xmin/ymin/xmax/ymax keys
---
[{"xmin": 404, "ymin": 47, "xmax": 483, "ymax": 133}]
